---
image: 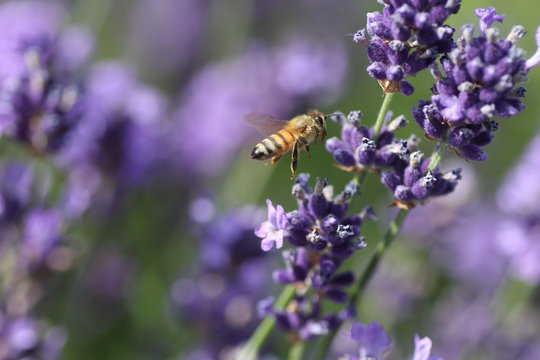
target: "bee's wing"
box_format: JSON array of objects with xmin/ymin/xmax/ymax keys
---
[{"xmin": 244, "ymin": 113, "xmax": 290, "ymax": 137}]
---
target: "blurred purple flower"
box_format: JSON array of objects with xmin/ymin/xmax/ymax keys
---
[
  {"xmin": 0, "ymin": 0, "xmax": 65, "ymax": 80},
  {"xmin": 58, "ymin": 62, "xmax": 170, "ymax": 216},
  {"xmin": 338, "ymin": 322, "xmax": 441, "ymax": 360},
  {"xmin": 348, "ymin": 322, "xmax": 392, "ymax": 360},
  {"xmin": 0, "ymin": 163, "xmax": 34, "ymax": 225},
  {"xmin": 22, "ymin": 209, "xmax": 65, "ymax": 270},
  {"xmin": 173, "ymin": 38, "xmax": 347, "ymax": 177},
  {"xmin": 495, "ymin": 217, "xmax": 540, "ymax": 284},
  {"xmin": 0, "ymin": 162, "xmax": 72, "ymax": 277},
  {"xmin": 492, "ymin": 132, "xmax": 540, "ymax": 284},
  {"xmin": 0, "ymin": 1, "xmax": 93, "ymax": 154},
  {"xmin": 0, "ymin": 315, "xmax": 66, "ymax": 360},
  {"xmin": 171, "ymin": 205, "xmax": 271, "ymax": 357},
  {"xmin": 130, "ymin": 0, "xmax": 210, "ymax": 78},
  {"xmin": 497, "ymin": 134, "xmax": 540, "ymax": 215}
]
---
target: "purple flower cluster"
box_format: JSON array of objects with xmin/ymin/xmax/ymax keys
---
[
  {"xmin": 381, "ymin": 151, "xmax": 461, "ymax": 209},
  {"xmin": 171, "ymin": 205, "xmax": 272, "ymax": 358},
  {"xmin": 338, "ymin": 321, "xmax": 441, "ymax": 360},
  {"xmin": 326, "ymin": 110, "xmax": 414, "ymax": 174},
  {"xmin": 413, "ymin": 8, "xmax": 540, "ymax": 161},
  {"xmin": 361, "ymin": 0, "xmax": 461, "ymax": 95},
  {"xmin": 326, "ymin": 111, "xmax": 461, "ymax": 208},
  {"xmin": 256, "ymin": 175, "xmax": 373, "ymax": 340}
]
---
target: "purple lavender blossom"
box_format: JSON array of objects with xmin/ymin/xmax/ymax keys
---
[
  {"xmin": 256, "ymin": 175, "xmax": 371, "ymax": 340},
  {"xmin": 173, "ymin": 38, "xmax": 347, "ymax": 177},
  {"xmin": 414, "ymin": 8, "xmax": 539, "ymax": 161},
  {"xmin": 338, "ymin": 322, "xmax": 441, "ymax": 360},
  {"xmin": 413, "ymin": 335, "xmax": 443, "ymax": 360},
  {"xmin": 171, "ymin": 205, "xmax": 271, "ymax": 357},
  {"xmin": 525, "ymin": 26, "xmax": 540, "ymax": 71},
  {"xmin": 255, "ymin": 200, "xmax": 288, "ymax": 251},
  {"xmin": 380, "ymin": 151, "xmax": 461, "ymax": 209},
  {"xmin": 326, "ymin": 110, "xmax": 461, "ymax": 207},
  {"xmin": 360, "ymin": 0, "xmax": 461, "ymax": 95},
  {"xmin": 326, "ymin": 110, "xmax": 415, "ymax": 173}
]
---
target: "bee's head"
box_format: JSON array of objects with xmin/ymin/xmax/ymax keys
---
[{"xmin": 308, "ymin": 109, "xmax": 326, "ymax": 128}]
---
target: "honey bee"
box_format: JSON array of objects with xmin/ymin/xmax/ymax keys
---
[{"xmin": 245, "ymin": 109, "xmax": 327, "ymax": 179}]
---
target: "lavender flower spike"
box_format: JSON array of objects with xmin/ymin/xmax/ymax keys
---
[
  {"xmin": 525, "ymin": 26, "xmax": 540, "ymax": 71},
  {"xmin": 475, "ymin": 7, "xmax": 505, "ymax": 32},
  {"xmin": 414, "ymin": 7, "xmax": 535, "ymax": 162},
  {"xmin": 255, "ymin": 199, "xmax": 288, "ymax": 251},
  {"xmin": 360, "ymin": 0, "xmax": 461, "ymax": 95},
  {"xmin": 413, "ymin": 335, "xmax": 443, "ymax": 360},
  {"xmin": 339, "ymin": 322, "xmax": 442, "ymax": 360},
  {"xmin": 349, "ymin": 322, "xmax": 393, "ymax": 360}
]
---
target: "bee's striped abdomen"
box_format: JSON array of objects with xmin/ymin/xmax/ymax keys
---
[{"xmin": 251, "ymin": 129, "xmax": 296, "ymax": 161}]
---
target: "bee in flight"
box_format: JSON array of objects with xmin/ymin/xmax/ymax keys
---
[{"xmin": 245, "ymin": 109, "xmax": 328, "ymax": 179}]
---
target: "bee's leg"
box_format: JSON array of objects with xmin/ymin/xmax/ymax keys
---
[
  {"xmin": 319, "ymin": 129, "xmax": 327, "ymax": 144},
  {"xmin": 299, "ymin": 137, "xmax": 311, "ymax": 158},
  {"xmin": 265, "ymin": 155, "xmax": 282, "ymax": 166},
  {"xmin": 290, "ymin": 141, "xmax": 299, "ymax": 180}
]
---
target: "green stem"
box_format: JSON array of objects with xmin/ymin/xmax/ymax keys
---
[
  {"xmin": 70, "ymin": 0, "xmax": 114, "ymax": 35},
  {"xmin": 288, "ymin": 342, "xmax": 305, "ymax": 360},
  {"xmin": 237, "ymin": 285, "xmax": 296, "ymax": 360},
  {"xmin": 427, "ymin": 143, "xmax": 447, "ymax": 171},
  {"xmin": 372, "ymin": 93, "xmax": 395, "ymax": 139},
  {"xmin": 348, "ymin": 209, "xmax": 408, "ymax": 306}
]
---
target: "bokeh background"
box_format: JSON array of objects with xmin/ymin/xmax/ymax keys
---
[{"xmin": 0, "ymin": 0, "xmax": 539, "ymax": 359}]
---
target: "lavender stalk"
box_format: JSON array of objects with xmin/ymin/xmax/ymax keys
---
[
  {"xmin": 288, "ymin": 341, "xmax": 306, "ymax": 360},
  {"xmin": 372, "ymin": 93, "xmax": 394, "ymax": 138},
  {"xmin": 237, "ymin": 285, "xmax": 296, "ymax": 360}
]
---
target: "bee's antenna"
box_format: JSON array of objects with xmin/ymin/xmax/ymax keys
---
[{"xmin": 325, "ymin": 112, "xmax": 343, "ymax": 119}]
